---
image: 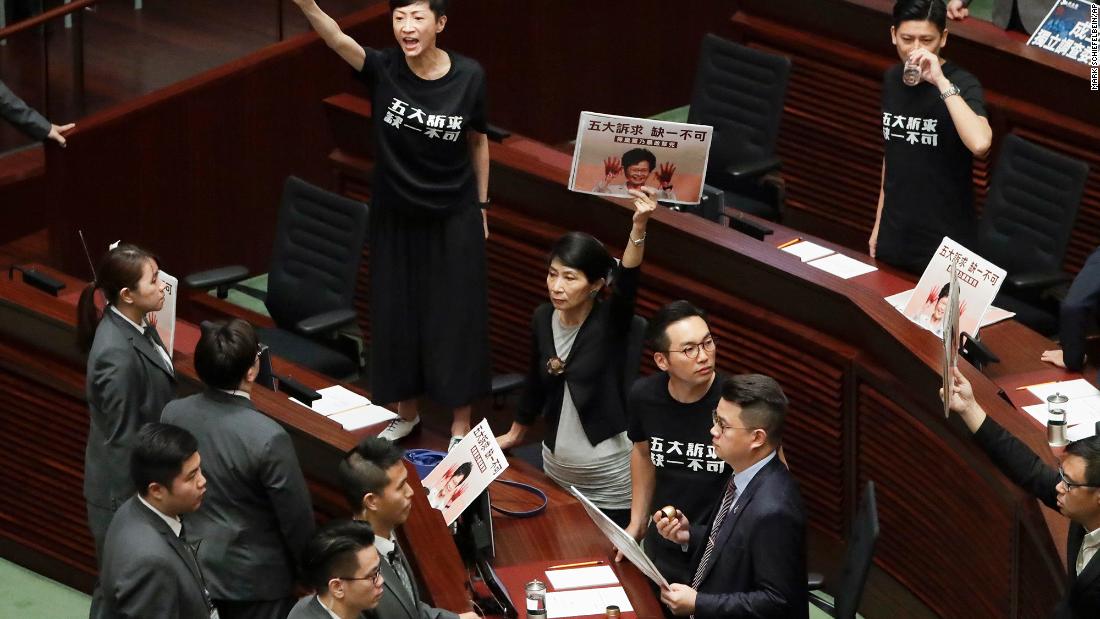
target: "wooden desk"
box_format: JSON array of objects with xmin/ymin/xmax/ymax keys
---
[{"xmin": 0, "ymin": 267, "xmax": 662, "ymax": 618}]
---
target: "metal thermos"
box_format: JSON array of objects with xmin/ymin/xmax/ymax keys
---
[{"xmin": 1047, "ymin": 392, "xmax": 1069, "ymax": 447}]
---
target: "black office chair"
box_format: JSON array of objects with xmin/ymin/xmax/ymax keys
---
[
  {"xmin": 977, "ymin": 134, "xmax": 1090, "ymax": 335},
  {"xmin": 808, "ymin": 480, "xmax": 879, "ymax": 619},
  {"xmin": 184, "ymin": 176, "xmax": 369, "ymax": 379},
  {"xmin": 688, "ymin": 34, "xmax": 791, "ymax": 221}
]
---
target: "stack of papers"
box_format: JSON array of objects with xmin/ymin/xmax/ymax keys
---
[
  {"xmin": 290, "ymin": 385, "xmax": 397, "ymax": 430},
  {"xmin": 544, "ymin": 587, "xmax": 633, "ymax": 619},
  {"xmin": 780, "ymin": 240, "xmax": 834, "ymax": 262},
  {"xmin": 805, "ymin": 252, "xmax": 878, "ymax": 279},
  {"xmin": 544, "ymin": 565, "xmax": 619, "ymax": 590},
  {"xmin": 778, "ymin": 239, "xmax": 876, "ymax": 279}
]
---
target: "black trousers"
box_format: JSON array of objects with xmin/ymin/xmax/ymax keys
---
[{"xmin": 368, "ymin": 203, "xmax": 491, "ymax": 408}]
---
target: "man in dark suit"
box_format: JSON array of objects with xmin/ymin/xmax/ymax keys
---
[
  {"xmin": 338, "ymin": 437, "xmax": 478, "ymax": 619},
  {"xmin": 98, "ymin": 422, "xmax": 215, "ymax": 619},
  {"xmin": 948, "ymin": 0, "xmax": 1052, "ymax": 34},
  {"xmin": 656, "ymin": 374, "xmax": 807, "ymax": 618},
  {"xmin": 162, "ymin": 319, "xmax": 314, "ymax": 619},
  {"xmin": 1041, "ymin": 247, "xmax": 1100, "ymax": 375},
  {"xmin": 288, "ymin": 520, "xmax": 384, "ymax": 619},
  {"xmin": 946, "ymin": 368, "xmax": 1100, "ymax": 618},
  {"xmin": 0, "ymin": 79, "xmax": 73, "ymax": 144}
]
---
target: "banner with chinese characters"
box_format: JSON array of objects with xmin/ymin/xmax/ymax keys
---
[
  {"xmin": 902, "ymin": 237, "xmax": 1006, "ymax": 338},
  {"xmin": 1027, "ymin": 0, "xmax": 1097, "ymax": 65},
  {"xmin": 568, "ymin": 111, "xmax": 713, "ymax": 205},
  {"xmin": 421, "ymin": 418, "xmax": 509, "ymax": 526}
]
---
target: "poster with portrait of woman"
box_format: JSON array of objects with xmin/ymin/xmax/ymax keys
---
[
  {"xmin": 568, "ymin": 111, "xmax": 713, "ymax": 205},
  {"xmin": 422, "ymin": 418, "xmax": 508, "ymax": 526},
  {"xmin": 902, "ymin": 236, "xmax": 1006, "ymax": 338}
]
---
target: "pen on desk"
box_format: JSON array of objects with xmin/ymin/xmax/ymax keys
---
[
  {"xmin": 1016, "ymin": 380, "xmax": 1059, "ymax": 391},
  {"xmin": 547, "ymin": 560, "xmax": 604, "ymax": 570},
  {"xmin": 776, "ymin": 237, "xmax": 802, "ymax": 250}
]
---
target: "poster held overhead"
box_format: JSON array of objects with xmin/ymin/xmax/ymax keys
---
[{"xmin": 568, "ymin": 111, "xmax": 714, "ymax": 205}]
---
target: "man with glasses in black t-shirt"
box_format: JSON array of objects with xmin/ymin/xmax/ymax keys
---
[{"xmin": 619, "ymin": 301, "xmax": 731, "ymax": 592}]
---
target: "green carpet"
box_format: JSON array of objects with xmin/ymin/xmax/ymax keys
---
[{"xmin": 0, "ymin": 558, "xmax": 90, "ymax": 618}]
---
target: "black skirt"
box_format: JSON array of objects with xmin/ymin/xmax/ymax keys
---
[{"xmin": 368, "ymin": 202, "xmax": 490, "ymax": 407}]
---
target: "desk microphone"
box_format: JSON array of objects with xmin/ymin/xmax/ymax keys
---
[{"xmin": 8, "ymin": 265, "xmax": 65, "ymax": 296}]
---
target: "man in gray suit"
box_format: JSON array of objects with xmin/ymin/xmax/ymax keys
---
[
  {"xmin": 98, "ymin": 422, "xmax": 216, "ymax": 619},
  {"xmin": 948, "ymin": 0, "xmax": 1052, "ymax": 34},
  {"xmin": 289, "ymin": 520, "xmax": 385, "ymax": 619},
  {"xmin": 338, "ymin": 438, "xmax": 478, "ymax": 619},
  {"xmin": 162, "ymin": 318, "xmax": 314, "ymax": 619},
  {"xmin": 0, "ymin": 79, "xmax": 73, "ymax": 144}
]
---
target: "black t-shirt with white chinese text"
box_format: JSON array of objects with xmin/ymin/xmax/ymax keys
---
[
  {"xmin": 356, "ymin": 46, "xmax": 487, "ymax": 213},
  {"xmin": 878, "ymin": 61, "xmax": 986, "ymax": 273},
  {"xmin": 627, "ymin": 372, "xmax": 731, "ymax": 583}
]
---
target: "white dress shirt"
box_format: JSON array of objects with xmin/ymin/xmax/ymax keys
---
[
  {"xmin": 1077, "ymin": 527, "xmax": 1100, "ymax": 575},
  {"xmin": 137, "ymin": 493, "xmax": 182, "ymax": 537}
]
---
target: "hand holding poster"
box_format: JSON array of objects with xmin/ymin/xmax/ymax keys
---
[
  {"xmin": 422, "ymin": 418, "xmax": 509, "ymax": 526},
  {"xmin": 568, "ymin": 486, "xmax": 670, "ymax": 589},
  {"xmin": 902, "ymin": 237, "xmax": 1006, "ymax": 338},
  {"xmin": 568, "ymin": 112, "xmax": 713, "ymax": 205}
]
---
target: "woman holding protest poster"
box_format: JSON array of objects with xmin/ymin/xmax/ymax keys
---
[{"xmin": 496, "ymin": 187, "xmax": 656, "ymax": 527}]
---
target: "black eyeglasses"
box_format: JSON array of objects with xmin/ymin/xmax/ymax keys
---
[
  {"xmin": 337, "ymin": 565, "xmax": 382, "ymax": 585},
  {"xmin": 710, "ymin": 409, "xmax": 755, "ymax": 434},
  {"xmin": 667, "ymin": 335, "xmax": 717, "ymax": 360},
  {"xmin": 1058, "ymin": 467, "xmax": 1097, "ymax": 492}
]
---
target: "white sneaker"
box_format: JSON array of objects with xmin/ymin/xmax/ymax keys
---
[
  {"xmin": 378, "ymin": 415, "xmax": 420, "ymax": 442},
  {"xmin": 448, "ymin": 435, "xmax": 464, "ymax": 452}
]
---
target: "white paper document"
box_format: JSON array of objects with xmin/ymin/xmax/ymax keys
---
[
  {"xmin": 291, "ymin": 385, "xmax": 371, "ymax": 415},
  {"xmin": 154, "ymin": 271, "xmax": 178, "ymax": 357},
  {"xmin": 569, "ymin": 486, "xmax": 669, "ymax": 589},
  {"xmin": 885, "ymin": 290, "xmax": 913, "ymax": 309},
  {"xmin": 1025, "ymin": 379, "xmax": 1100, "ymax": 402},
  {"xmin": 1068, "ymin": 422, "xmax": 1098, "ymax": 442},
  {"xmin": 1022, "ymin": 395, "xmax": 1100, "ymax": 427},
  {"xmin": 806, "ymin": 253, "xmax": 877, "ymax": 279},
  {"xmin": 886, "ymin": 288, "xmax": 1015, "ymax": 328},
  {"xmin": 544, "ymin": 587, "xmax": 633, "ymax": 619},
  {"xmin": 544, "ymin": 565, "xmax": 619, "ymax": 591},
  {"xmin": 328, "ymin": 405, "xmax": 398, "ymax": 430},
  {"xmin": 781, "ymin": 240, "xmax": 834, "ymax": 262}
]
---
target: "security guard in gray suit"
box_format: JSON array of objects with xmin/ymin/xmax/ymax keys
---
[{"xmin": 163, "ymin": 319, "xmax": 314, "ymax": 619}]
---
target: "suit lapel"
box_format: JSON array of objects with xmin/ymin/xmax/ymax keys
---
[
  {"xmin": 696, "ymin": 457, "xmax": 779, "ymax": 585},
  {"xmin": 135, "ymin": 500, "xmax": 206, "ymax": 594},
  {"xmin": 379, "ymin": 552, "xmax": 417, "ymax": 618},
  {"xmin": 1071, "ymin": 525, "xmax": 1100, "ymax": 593},
  {"xmin": 107, "ymin": 311, "xmax": 175, "ymax": 380}
]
